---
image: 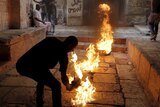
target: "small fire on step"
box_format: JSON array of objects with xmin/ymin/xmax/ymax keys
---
[{"xmin": 97, "ymin": 3, "xmax": 113, "ymax": 55}]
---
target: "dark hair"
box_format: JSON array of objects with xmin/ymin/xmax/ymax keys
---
[
  {"xmin": 64, "ymin": 36, "xmax": 78, "ymax": 46},
  {"xmin": 36, "ymin": 4, "xmax": 40, "ymax": 10}
]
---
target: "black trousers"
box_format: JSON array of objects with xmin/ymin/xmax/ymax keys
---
[
  {"xmin": 16, "ymin": 63, "xmax": 62, "ymax": 107},
  {"xmin": 149, "ymin": 21, "xmax": 159, "ymax": 35}
]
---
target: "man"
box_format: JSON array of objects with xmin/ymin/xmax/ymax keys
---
[
  {"xmin": 148, "ymin": 0, "xmax": 160, "ymax": 41},
  {"xmin": 33, "ymin": 4, "xmax": 52, "ymax": 34},
  {"xmin": 33, "ymin": 0, "xmax": 48, "ymax": 21},
  {"xmin": 16, "ymin": 36, "xmax": 80, "ymax": 107},
  {"xmin": 33, "ymin": 0, "xmax": 56, "ymax": 33}
]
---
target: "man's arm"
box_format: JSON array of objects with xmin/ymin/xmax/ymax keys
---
[
  {"xmin": 33, "ymin": 10, "xmax": 45, "ymax": 24},
  {"xmin": 34, "ymin": 17, "xmax": 45, "ymax": 24},
  {"xmin": 33, "ymin": 0, "xmax": 42, "ymax": 4}
]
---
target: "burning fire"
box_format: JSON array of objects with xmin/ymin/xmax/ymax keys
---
[
  {"xmin": 78, "ymin": 44, "xmax": 100, "ymax": 71},
  {"xmin": 71, "ymin": 77, "xmax": 96, "ymax": 106},
  {"xmin": 97, "ymin": 3, "xmax": 113, "ymax": 54},
  {"xmin": 67, "ymin": 3, "xmax": 113, "ymax": 106}
]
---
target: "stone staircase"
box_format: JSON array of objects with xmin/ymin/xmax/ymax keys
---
[{"xmin": 56, "ymin": 36, "xmax": 127, "ymax": 53}]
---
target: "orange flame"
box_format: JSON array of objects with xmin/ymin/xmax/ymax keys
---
[
  {"xmin": 71, "ymin": 77, "xmax": 96, "ymax": 106},
  {"xmin": 97, "ymin": 3, "xmax": 113, "ymax": 54},
  {"xmin": 79, "ymin": 44, "xmax": 100, "ymax": 71},
  {"xmin": 68, "ymin": 3, "xmax": 113, "ymax": 106}
]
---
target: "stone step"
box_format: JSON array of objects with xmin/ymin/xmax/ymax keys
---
[
  {"xmin": 0, "ymin": 61, "xmax": 12, "ymax": 73},
  {"xmin": 56, "ymin": 36, "xmax": 126, "ymax": 45},
  {"xmin": 56, "ymin": 36, "xmax": 127, "ymax": 52},
  {"xmin": 77, "ymin": 42, "xmax": 127, "ymax": 53}
]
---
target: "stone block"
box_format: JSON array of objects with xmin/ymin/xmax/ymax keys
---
[
  {"xmin": 132, "ymin": 45, "xmax": 141, "ymax": 70},
  {"xmin": 148, "ymin": 67, "xmax": 160, "ymax": 102},
  {"xmin": 120, "ymin": 80, "xmax": 146, "ymax": 99},
  {"xmin": 138, "ymin": 54, "xmax": 151, "ymax": 87},
  {"xmin": 104, "ymin": 55, "xmax": 115, "ymax": 64},
  {"xmin": 93, "ymin": 73, "xmax": 117, "ymax": 83},
  {"xmin": 116, "ymin": 65, "xmax": 136, "ymax": 80},
  {"xmin": 93, "ymin": 92, "xmax": 124, "ymax": 106},
  {"xmin": 0, "ymin": 76, "xmax": 36, "ymax": 87},
  {"xmin": 127, "ymin": 41, "xmax": 141, "ymax": 69},
  {"xmin": 94, "ymin": 83, "xmax": 120, "ymax": 92},
  {"xmin": 0, "ymin": 27, "xmax": 46, "ymax": 73},
  {"xmin": 125, "ymin": 98, "xmax": 151, "ymax": 107},
  {"xmin": 2, "ymin": 87, "xmax": 36, "ymax": 106}
]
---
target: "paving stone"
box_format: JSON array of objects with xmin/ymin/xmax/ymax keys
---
[
  {"xmin": 93, "ymin": 74, "xmax": 117, "ymax": 83},
  {"xmin": 120, "ymin": 80, "xmax": 147, "ymax": 99},
  {"xmin": 2, "ymin": 87, "xmax": 36, "ymax": 106},
  {"xmin": 62, "ymin": 92, "xmax": 76, "ymax": 107},
  {"xmin": 5, "ymin": 66, "xmax": 19, "ymax": 76},
  {"xmin": 99, "ymin": 62, "xmax": 110, "ymax": 68},
  {"xmin": 94, "ymin": 83, "xmax": 120, "ymax": 92},
  {"xmin": 116, "ymin": 65, "xmax": 137, "ymax": 80},
  {"xmin": 103, "ymin": 55, "xmax": 116, "ymax": 64},
  {"xmin": 93, "ymin": 92, "xmax": 124, "ymax": 106},
  {"xmin": 0, "ymin": 76, "xmax": 36, "ymax": 87},
  {"xmin": 92, "ymin": 68, "xmax": 108, "ymax": 73},
  {"xmin": 0, "ymin": 87, "xmax": 12, "ymax": 105},
  {"xmin": 125, "ymin": 98, "xmax": 151, "ymax": 107},
  {"xmin": 93, "ymin": 68, "xmax": 116, "ymax": 74},
  {"xmin": 115, "ymin": 58, "xmax": 131, "ymax": 65},
  {"xmin": 112, "ymin": 52, "xmax": 129, "ymax": 59}
]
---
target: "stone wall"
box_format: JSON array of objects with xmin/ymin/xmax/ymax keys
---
[
  {"xmin": 0, "ymin": 0, "xmax": 9, "ymax": 31},
  {"xmin": 20, "ymin": 0, "xmax": 31, "ymax": 28},
  {"xmin": 128, "ymin": 39, "xmax": 160, "ymax": 106},
  {"xmin": 124, "ymin": 0, "xmax": 150, "ymax": 25}
]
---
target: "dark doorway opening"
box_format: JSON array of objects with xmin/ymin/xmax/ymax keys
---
[{"xmin": 83, "ymin": 0, "xmax": 125, "ymax": 26}]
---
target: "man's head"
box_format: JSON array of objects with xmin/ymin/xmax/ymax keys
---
[
  {"xmin": 63, "ymin": 36, "xmax": 78, "ymax": 52},
  {"xmin": 35, "ymin": 4, "xmax": 41, "ymax": 11}
]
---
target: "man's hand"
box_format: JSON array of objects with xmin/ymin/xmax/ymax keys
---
[
  {"xmin": 71, "ymin": 77, "xmax": 81, "ymax": 88},
  {"xmin": 66, "ymin": 78, "xmax": 81, "ymax": 91}
]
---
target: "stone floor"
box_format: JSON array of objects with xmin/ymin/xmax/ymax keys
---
[
  {"xmin": 0, "ymin": 50, "xmax": 152, "ymax": 107},
  {"xmin": 0, "ymin": 25, "xmax": 155, "ymax": 107}
]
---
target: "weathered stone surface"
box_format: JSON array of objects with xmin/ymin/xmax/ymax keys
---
[
  {"xmin": 125, "ymin": 98, "xmax": 151, "ymax": 107},
  {"xmin": 94, "ymin": 83, "xmax": 120, "ymax": 92},
  {"xmin": 0, "ymin": 0, "xmax": 9, "ymax": 30},
  {"xmin": 112, "ymin": 52, "xmax": 128, "ymax": 59},
  {"xmin": 92, "ymin": 67, "xmax": 108, "ymax": 73},
  {"xmin": 0, "ymin": 87, "xmax": 12, "ymax": 104},
  {"xmin": 62, "ymin": 92, "xmax": 76, "ymax": 106},
  {"xmin": 93, "ymin": 74, "xmax": 117, "ymax": 83},
  {"xmin": 115, "ymin": 58, "xmax": 130, "ymax": 65},
  {"xmin": 138, "ymin": 54, "xmax": 151, "ymax": 87},
  {"xmin": 120, "ymin": 80, "xmax": 146, "ymax": 99},
  {"xmin": 2, "ymin": 87, "xmax": 36, "ymax": 106},
  {"xmin": 103, "ymin": 55, "xmax": 115, "ymax": 64},
  {"xmin": 116, "ymin": 65, "xmax": 137, "ymax": 80},
  {"xmin": 148, "ymin": 67, "xmax": 160, "ymax": 102},
  {"xmin": 99, "ymin": 62, "xmax": 110, "ymax": 68},
  {"xmin": 93, "ymin": 67, "xmax": 116, "ymax": 74},
  {"xmin": 5, "ymin": 66, "xmax": 19, "ymax": 76},
  {"xmin": 0, "ymin": 76, "xmax": 36, "ymax": 87},
  {"xmin": 93, "ymin": 92, "xmax": 124, "ymax": 106}
]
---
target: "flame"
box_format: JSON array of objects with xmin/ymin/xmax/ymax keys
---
[
  {"xmin": 79, "ymin": 44, "xmax": 100, "ymax": 71},
  {"xmin": 97, "ymin": 3, "xmax": 113, "ymax": 54},
  {"xmin": 71, "ymin": 77, "xmax": 96, "ymax": 106},
  {"xmin": 69, "ymin": 50, "xmax": 97, "ymax": 106},
  {"xmin": 67, "ymin": 3, "xmax": 113, "ymax": 106}
]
